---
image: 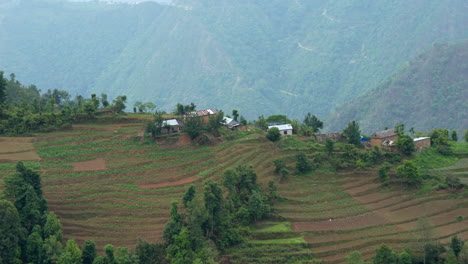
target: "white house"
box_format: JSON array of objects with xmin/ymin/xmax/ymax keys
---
[
  {"xmin": 162, "ymin": 119, "xmax": 181, "ymax": 133},
  {"xmin": 268, "ymin": 124, "xmax": 293, "ymax": 136}
]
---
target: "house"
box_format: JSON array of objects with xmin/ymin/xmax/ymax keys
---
[
  {"xmin": 222, "ymin": 117, "xmax": 241, "ymax": 130},
  {"xmin": 370, "ymin": 128, "xmax": 398, "ymax": 148},
  {"xmin": 184, "ymin": 109, "xmax": 217, "ymax": 123},
  {"xmin": 268, "ymin": 124, "xmax": 293, "ymax": 136},
  {"xmin": 414, "ymin": 137, "xmax": 431, "ymax": 151},
  {"xmin": 162, "ymin": 119, "xmax": 181, "ymax": 133}
]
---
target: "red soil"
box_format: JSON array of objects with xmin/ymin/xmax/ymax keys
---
[{"xmin": 73, "ymin": 158, "xmax": 107, "ymax": 171}]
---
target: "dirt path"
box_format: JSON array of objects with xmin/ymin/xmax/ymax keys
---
[{"xmin": 73, "ymin": 158, "xmax": 107, "ymax": 171}]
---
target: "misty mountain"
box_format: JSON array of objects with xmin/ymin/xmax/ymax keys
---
[
  {"xmin": 326, "ymin": 41, "xmax": 468, "ymax": 135},
  {"xmin": 0, "ymin": 0, "xmax": 467, "ymax": 120}
]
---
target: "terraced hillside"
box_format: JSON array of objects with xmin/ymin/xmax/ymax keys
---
[{"xmin": 0, "ymin": 122, "xmax": 466, "ymax": 263}]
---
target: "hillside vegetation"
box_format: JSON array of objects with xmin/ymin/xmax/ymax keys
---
[
  {"xmin": 326, "ymin": 41, "xmax": 468, "ymax": 134},
  {"xmin": 0, "ymin": 0, "xmax": 467, "ymax": 119}
]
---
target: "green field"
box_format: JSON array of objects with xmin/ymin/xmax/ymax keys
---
[{"xmin": 1, "ymin": 123, "xmax": 467, "ymax": 263}]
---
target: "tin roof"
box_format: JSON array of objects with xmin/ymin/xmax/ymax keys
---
[
  {"xmin": 268, "ymin": 124, "xmax": 293, "ymax": 131},
  {"xmin": 223, "ymin": 117, "xmax": 240, "ymax": 127},
  {"xmin": 186, "ymin": 109, "xmax": 217, "ymax": 117},
  {"xmin": 413, "ymin": 137, "xmax": 430, "ymax": 142},
  {"xmin": 162, "ymin": 119, "xmax": 179, "ymax": 126}
]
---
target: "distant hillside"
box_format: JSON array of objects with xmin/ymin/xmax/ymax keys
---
[
  {"xmin": 326, "ymin": 41, "xmax": 468, "ymax": 135},
  {"xmin": 0, "ymin": 0, "xmax": 467, "ymax": 119}
]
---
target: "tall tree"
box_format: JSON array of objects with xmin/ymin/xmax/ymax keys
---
[
  {"xmin": 44, "ymin": 212, "xmax": 63, "ymax": 241},
  {"xmin": 26, "ymin": 228, "xmax": 44, "ymax": 264},
  {"xmin": 296, "ymin": 152, "xmax": 312, "ymax": 173},
  {"xmin": 82, "ymin": 240, "xmax": 97, "ymax": 264},
  {"xmin": 42, "ymin": 235, "xmax": 63, "ymax": 264},
  {"xmin": 184, "ymin": 116, "xmax": 204, "ymax": 140},
  {"xmin": 0, "ymin": 199, "xmax": 22, "ymax": 264},
  {"xmin": 0, "ymin": 71, "xmax": 6, "ymax": 105},
  {"xmin": 232, "ymin": 109, "xmax": 239, "ymax": 121},
  {"xmin": 396, "ymin": 160, "xmax": 421, "ymax": 187},
  {"xmin": 58, "ymin": 239, "xmax": 82, "ymax": 264},
  {"xmin": 303, "ymin": 113, "xmax": 323, "ymax": 133},
  {"xmin": 343, "ymin": 120, "xmax": 362, "ymax": 146},
  {"xmin": 373, "ymin": 244, "xmax": 398, "ymax": 264}
]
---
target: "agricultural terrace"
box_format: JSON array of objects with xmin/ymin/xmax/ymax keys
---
[{"xmin": 0, "ymin": 121, "xmax": 467, "ymax": 263}]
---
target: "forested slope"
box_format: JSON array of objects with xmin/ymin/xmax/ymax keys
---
[
  {"xmin": 0, "ymin": 0, "xmax": 467, "ymax": 119},
  {"xmin": 326, "ymin": 41, "xmax": 468, "ymax": 134}
]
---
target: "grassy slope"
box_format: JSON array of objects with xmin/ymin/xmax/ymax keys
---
[
  {"xmin": 0, "ymin": 123, "xmax": 467, "ymax": 263},
  {"xmin": 326, "ymin": 41, "xmax": 468, "ymax": 134},
  {"xmin": 1, "ymin": 0, "xmax": 467, "ymax": 119}
]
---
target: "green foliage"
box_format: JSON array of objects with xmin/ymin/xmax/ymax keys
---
[
  {"xmin": 395, "ymin": 135, "xmax": 415, "ymax": 155},
  {"xmin": 0, "ymin": 200, "xmax": 22, "ymax": 264},
  {"xmin": 44, "ymin": 212, "xmax": 63, "ymax": 242},
  {"xmin": 273, "ymin": 159, "xmax": 286, "ymax": 174},
  {"xmin": 183, "ymin": 116, "xmax": 204, "ymax": 140},
  {"xmin": 82, "ymin": 240, "xmax": 97, "ymax": 264},
  {"xmin": 465, "ymin": 130, "xmax": 468, "ymax": 143},
  {"xmin": 343, "ymin": 121, "xmax": 362, "ymax": 146},
  {"xmin": 345, "ymin": 250, "xmax": 364, "ymax": 264},
  {"xmin": 42, "ymin": 235, "xmax": 63, "ymax": 264},
  {"xmin": 450, "ymin": 236, "xmax": 464, "ymax": 257},
  {"xmin": 266, "ymin": 127, "xmax": 281, "ymax": 142},
  {"xmin": 296, "ymin": 152, "xmax": 312, "ymax": 174},
  {"xmin": 396, "ymin": 160, "xmax": 422, "ymax": 187},
  {"xmin": 104, "ymin": 244, "xmax": 115, "ymax": 264},
  {"xmin": 58, "ymin": 239, "xmax": 82, "ymax": 264},
  {"xmin": 255, "ymin": 115, "xmax": 268, "ymax": 130},
  {"xmin": 378, "ymin": 162, "xmax": 392, "ymax": 182},
  {"xmin": 325, "ymin": 138, "xmax": 335, "ymax": 156},
  {"xmin": 26, "ymin": 230, "xmax": 43, "ymax": 264},
  {"xmin": 373, "ymin": 244, "xmax": 398, "ymax": 264},
  {"xmin": 134, "ymin": 238, "xmax": 166, "ymax": 264},
  {"xmin": 303, "ymin": 113, "xmax": 323, "ymax": 133},
  {"xmin": 112, "ymin": 95, "xmax": 127, "ymax": 113},
  {"xmin": 183, "ymin": 185, "xmax": 196, "ymax": 208},
  {"xmin": 266, "ymin": 115, "xmax": 288, "ymax": 125},
  {"xmin": 451, "ymin": 130, "xmax": 458, "ymax": 141},
  {"xmin": 429, "ymin": 128, "xmax": 452, "ymax": 154},
  {"xmin": 0, "ymin": 71, "xmax": 6, "ymax": 105},
  {"xmin": 445, "ymin": 249, "xmax": 457, "ymax": 264}
]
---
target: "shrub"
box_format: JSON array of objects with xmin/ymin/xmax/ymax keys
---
[
  {"xmin": 445, "ymin": 175, "xmax": 464, "ymax": 189},
  {"xmin": 296, "ymin": 152, "xmax": 312, "ymax": 174},
  {"xmin": 378, "ymin": 162, "xmax": 392, "ymax": 182},
  {"xmin": 266, "ymin": 127, "xmax": 281, "ymax": 142}
]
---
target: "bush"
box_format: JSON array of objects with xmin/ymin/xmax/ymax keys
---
[
  {"xmin": 266, "ymin": 127, "xmax": 281, "ymax": 142},
  {"xmin": 445, "ymin": 175, "xmax": 464, "ymax": 189},
  {"xmin": 378, "ymin": 162, "xmax": 392, "ymax": 182},
  {"xmin": 273, "ymin": 159, "xmax": 286, "ymax": 173},
  {"xmin": 296, "ymin": 152, "xmax": 312, "ymax": 174}
]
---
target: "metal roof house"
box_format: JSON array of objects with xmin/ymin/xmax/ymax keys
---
[
  {"xmin": 222, "ymin": 117, "xmax": 241, "ymax": 130},
  {"xmin": 162, "ymin": 119, "xmax": 181, "ymax": 133},
  {"xmin": 413, "ymin": 137, "xmax": 431, "ymax": 151},
  {"xmin": 268, "ymin": 124, "xmax": 293, "ymax": 136},
  {"xmin": 184, "ymin": 109, "xmax": 218, "ymax": 123}
]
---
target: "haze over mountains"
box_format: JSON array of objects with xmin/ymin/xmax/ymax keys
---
[{"xmin": 0, "ymin": 0, "xmax": 467, "ymax": 129}]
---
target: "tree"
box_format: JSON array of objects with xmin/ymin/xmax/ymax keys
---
[
  {"xmin": 144, "ymin": 102, "xmax": 156, "ymax": 113},
  {"xmin": 266, "ymin": 127, "xmax": 281, "ymax": 142},
  {"xmin": 42, "ymin": 235, "xmax": 63, "ymax": 264},
  {"xmin": 82, "ymin": 240, "xmax": 97, "ymax": 264},
  {"xmin": 451, "ymin": 130, "xmax": 458, "ymax": 141},
  {"xmin": 207, "ymin": 110, "xmax": 224, "ymax": 134},
  {"xmin": 450, "ymin": 236, "xmax": 464, "ymax": 257},
  {"xmin": 303, "ymin": 113, "xmax": 323, "ymax": 133},
  {"xmin": 104, "ymin": 244, "xmax": 115, "ymax": 264},
  {"xmin": 115, "ymin": 247, "xmax": 134, "ymax": 264},
  {"xmin": 145, "ymin": 111, "xmax": 164, "ymax": 138},
  {"xmin": 0, "ymin": 200, "xmax": 22, "ymax": 264},
  {"xmin": 256, "ymin": 115, "xmax": 268, "ymax": 130},
  {"xmin": 101, "ymin": 93, "xmax": 109, "ymax": 108},
  {"xmin": 399, "ymin": 250, "xmax": 412, "ymax": 264},
  {"xmin": 396, "ymin": 160, "xmax": 422, "ymax": 187},
  {"xmin": 166, "ymin": 227, "xmax": 195, "ymax": 264},
  {"xmin": 428, "ymin": 128, "xmax": 451, "ymax": 154},
  {"xmin": 378, "ymin": 162, "xmax": 392, "ymax": 183},
  {"xmin": 183, "ymin": 185, "xmax": 196, "ymax": 208},
  {"xmin": 203, "ymin": 180, "xmax": 223, "ymax": 238},
  {"xmin": 417, "ymin": 216, "xmax": 434, "ymax": 264},
  {"xmin": 134, "ymin": 101, "xmax": 144, "ymax": 113},
  {"xmin": 91, "ymin": 94, "xmax": 99, "ymax": 109},
  {"xmin": 44, "ymin": 212, "xmax": 63, "ymax": 241},
  {"xmin": 112, "ymin": 95, "xmax": 127, "ymax": 113},
  {"xmin": 395, "ymin": 135, "xmax": 415, "ymax": 155},
  {"xmin": 0, "ymin": 71, "xmax": 6, "ymax": 105},
  {"xmin": 58, "ymin": 239, "xmax": 82, "ymax": 264},
  {"xmin": 232, "ymin": 109, "xmax": 239, "ymax": 121},
  {"xmin": 296, "ymin": 152, "xmax": 312, "ymax": 173},
  {"xmin": 464, "ymin": 130, "xmax": 468, "ymax": 143},
  {"xmin": 343, "ymin": 121, "xmax": 362, "ymax": 146},
  {"xmin": 184, "ymin": 116, "xmax": 204, "ymax": 140},
  {"xmin": 26, "ymin": 229, "xmax": 44, "ymax": 264},
  {"xmin": 325, "ymin": 138, "xmax": 334, "ymax": 156},
  {"xmin": 273, "ymin": 159, "xmax": 286, "ymax": 173},
  {"xmin": 373, "ymin": 244, "xmax": 398, "ymax": 264},
  {"xmin": 345, "ymin": 251, "xmax": 364, "ymax": 264},
  {"xmin": 266, "ymin": 115, "xmax": 288, "ymax": 125},
  {"xmin": 445, "ymin": 249, "xmax": 458, "ymax": 264},
  {"xmin": 134, "ymin": 238, "xmax": 166, "ymax": 264},
  {"xmin": 247, "ymin": 191, "xmax": 270, "ymax": 222}
]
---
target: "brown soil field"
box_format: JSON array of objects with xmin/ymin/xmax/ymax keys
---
[
  {"xmin": 73, "ymin": 158, "xmax": 107, "ymax": 171},
  {"xmin": 139, "ymin": 176, "xmax": 199, "ymax": 189},
  {"xmin": 0, "ymin": 137, "xmax": 39, "ymax": 161}
]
